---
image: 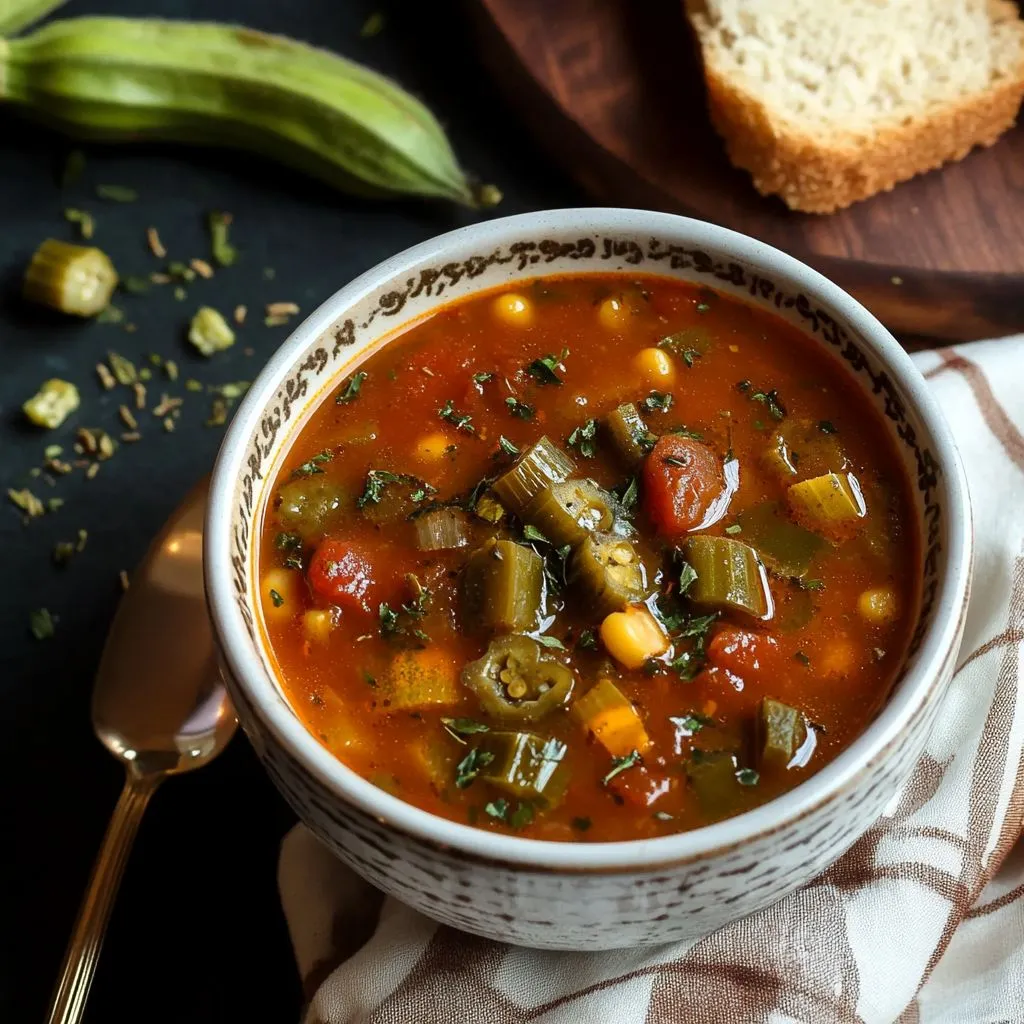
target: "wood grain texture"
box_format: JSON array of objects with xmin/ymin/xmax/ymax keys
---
[{"xmin": 472, "ymin": 0, "xmax": 1024, "ymax": 342}]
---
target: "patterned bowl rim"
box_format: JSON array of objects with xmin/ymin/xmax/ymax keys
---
[{"xmin": 205, "ymin": 208, "xmax": 973, "ymax": 872}]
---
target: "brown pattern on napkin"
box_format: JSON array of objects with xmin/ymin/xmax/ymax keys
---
[{"xmin": 925, "ymin": 349, "xmax": 1024, "ymax": 470}]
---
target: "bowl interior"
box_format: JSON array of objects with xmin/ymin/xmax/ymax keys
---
[{"xmin": 206, "ymin": 209, "xmax": 970, "ymax": 869}]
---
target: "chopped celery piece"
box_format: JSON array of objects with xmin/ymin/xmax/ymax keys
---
[
  {"xmin": 478, "ymin": 731, "xmax": 569, "ymax": 805},
  {"xmin": 492, "ymin": 436, "xmax": 575, "ymax": 515},
  {"xmin": 381, "ymin": 648, "xmax": 459, "ymax": 711},
  {"xmin": 414, "ymin": 508, "xmax": 472, "ymax": 550},
  {"xmin": 685, "ymin": 750, "xmax": 742, "ymax": 815},
  {"xmin": 736, "ymin": 501, "xmax": 823, "ymax": 577},
  {"xmin": 787, "ymin": 472, "xmax": 865, "ymax": 530},
  {"xmin": 461, "ymin": 634, "xmax": 574, "ymax": 721},
  {"xmin": 23, "ymin": 378, "xmax": 80, "ymax": 429},
  {"xmin": 764, "ymin": 419, "xmax": 847, "ymax": 480},
  {"xmin": 463, "ymin": 539, "xmax": 544, "ymax": 632},
  {"xmin": 473, "ymin": 492, "xmax": 506, "ymax": 525},
  {"xmin": 188, "ymin": 306, "xmax": 235, "ymax": 355},
  {"xmin": 571, "ymin": 532, "xmax": 649, "ymax": 615},
  {"xmin": 757, "ymin": 697, "xmax": 808, "ymax": 771},
  {"xmin": 275, "ymin": 477, "xmax": 347, "ymax": 543},
  {"xmin": 682, "ymin": 535, "xmax": 769, "ymax": 618},
  {"xmin": 524, "ymin": 479, "xmax": 615, "ymax": 548},
  {"xmin": 23, "ymin": 239, "xmax": 118, "ymax": 317},
  {"xmin": 604, "ymin": 402, "xmax": 652, "ymax": 468},
  {"xmin": 571, "ymin": 678, "xmax": 649, "ymax": 756}
]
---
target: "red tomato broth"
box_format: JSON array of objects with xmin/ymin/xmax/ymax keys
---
[{"xmin": 257, "ymin": 273, "xmax": 919, "ymax": 844}]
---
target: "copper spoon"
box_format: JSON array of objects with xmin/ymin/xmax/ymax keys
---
[{"xmin": 45, "ymin": 478, "xmax": 237, "ymax": 1024}]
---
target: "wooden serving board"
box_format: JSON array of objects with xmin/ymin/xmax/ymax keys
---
[{"xmin": 472, "ymin": 0, "xmax": 1024, "ymax": 343}]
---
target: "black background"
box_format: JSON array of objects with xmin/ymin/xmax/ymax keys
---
[{"xmin": 0, "ymin": 2, "xmax": 581, "ymax": 1019}]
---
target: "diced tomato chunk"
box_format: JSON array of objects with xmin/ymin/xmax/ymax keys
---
[
  {"xmin": 642, "ymin": 435, "xmax": 724, "ymax": 536},
  {"xmin": 307, "ymin": 539, "xmax": 387, "ymax": 614},
  {"xmin": 706, "ymin": 628, "xmax": 780, "ymax": 676},
  {"xmin": 608, "ymin": 765, "xmax": 674, "ymax": 808}
]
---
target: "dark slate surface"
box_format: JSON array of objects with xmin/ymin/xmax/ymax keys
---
[{"xmin": 0, "ymin": 2, "xmax": 581, "ymax": 1019}]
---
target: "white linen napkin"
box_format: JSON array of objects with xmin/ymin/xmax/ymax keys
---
[{"xmin": 278, "ymin": 338, "xmax": 1024, "ymax": 1024}]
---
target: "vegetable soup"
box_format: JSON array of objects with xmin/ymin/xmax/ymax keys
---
[{"xmin": 257, "ymin": 274, "xmax": 918, "ymax": 843}]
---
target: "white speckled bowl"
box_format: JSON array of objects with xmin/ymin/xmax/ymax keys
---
[{"xmin": 205, "ymin": 209, "xmax": 971, "ymax": 950}]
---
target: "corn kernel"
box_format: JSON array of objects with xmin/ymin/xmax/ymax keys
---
[
  {"xmin": 492, "ymin": 292, "xmax": 533, "ymax": 327},
  {"xmin": 261, "ymin": 568, "xmax": 298, "ymax": 624},
  {"xmin": 303, "ymin": 608, "xmax": 336, "ymax": 644},
  {"xmin": 414, "ymin": 431, "xmax": 451, "ymax": 462},
  {"xmin": 858, "ymin": 586, "xmax": 898, "ymax": 624},
  {"xmin": 633, "ymin": 347, "xmax": 676, "ymax": 386},
  {"xmin": 600, "ymin": 606, "xmax": 668, "ymax": 669},
  {"xmin": 598, "ymin": 296, "xmax": 630, "ymax": 331}
]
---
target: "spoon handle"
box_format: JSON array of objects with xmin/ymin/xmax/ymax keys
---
[{"xmin": 45, "ymin": 772, "xmax": 161, "ymax": 1024}]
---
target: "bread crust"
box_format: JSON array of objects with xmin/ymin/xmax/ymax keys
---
[{"xmin": 687, "ymin": 0, "xmax": 1024, "ymax": 213}]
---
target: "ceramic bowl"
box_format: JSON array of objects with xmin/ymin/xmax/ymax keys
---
[{"xmin": 205, "ymin": 208, "xmax": 972, "ymax": 950}]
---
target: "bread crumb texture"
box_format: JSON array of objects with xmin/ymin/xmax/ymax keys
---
[{"xmin": 685, "ymin": 0, "xmax": 1024, "ymax": 212}]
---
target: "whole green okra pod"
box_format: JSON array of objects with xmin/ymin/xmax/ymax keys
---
[
  {"xmin": 0, "ymin": 0, "xmax": 67, "ymax": 37},
  {"xmin": 0, "ymin": 17, "xmax": 499, "ymax": 207}
]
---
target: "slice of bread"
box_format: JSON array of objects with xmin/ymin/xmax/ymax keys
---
[{"xmin": 684, "ymin": 0, "xmax": 1024, "ymax": 213}]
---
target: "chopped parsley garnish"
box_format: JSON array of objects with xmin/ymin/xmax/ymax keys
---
[
  {"xmin": 496, "ymin": 435, "xmax": 520, "ymax": 458},
  {"xmin": 794, "ymin": 650, "xmax": 811, "ymax": 667},
  {"xmin": 484, "ymin": 798, "xmax": 509, "ymax": 821},
  {"xmin": 269, "ymin": 588, "xmax": 285, "ymax": 608},
  {"xmin": 576, "ymin": 628, "xmax": 599, "ymax": 651},
  {"xmin": 736, "ymin": 768, "xmax": 760, "ymax": 786},
  {"xmin": 526, "ymin": 347, "xmax": 568, "ymax": 385},
  {"xmin": 378, "ymin": 579, "xmax": 432, "ymax": 642},
  {"xmin": 658, "ymin": 330, "xmax": 704, "ymax": 366},
  {"xmin": 472, "ymin": 371, "xmax": 495, "ymax": 385},
  {"xmin": 378, "ymin": 602, "xmax": 401, "ymax": 635},
  {"xmin": 571, "ymin": 816, "xmax": 592, "ymax": 831},
  {"xmin": 357, "ymin": 469, "xmax": 434, "ymax": 508},
  {"xmin": 669, "ymin": 713, "xmax": 714, "ymax": 735},
  {"xmin": 442, "ymin": 717, "xmax": 490, "ymax": 742},
  {"xmin": 818, "ymin": 420, "xmax": 837, "ymax": 434},
  {"xmin": 724, "ymin": 523, "xmax": 742, "ymax": 535},
  {"xmin": 29, "ymin": 608, "xmax": 55, "ymax": 640},
  {"xmin": 290, "ymin": 450, "xmax": 333, "ymax": 478},
  {"xmin": 505, "ymin": 396, "xmax": 536, "ymax": 420},
  {"xmin": 617, "ymin": 476, "xmax": 639, "ymax": 511},
  {"xmin": 566, "ymin": 418, "xmax": 598, "ymax": 458},
  {"xmin": 362, "ymin": 670, "xmax": 378, "ymax": 688},
  {"xmin": 736, "ymin": 380, "xmax": 786, "ymax": 420},
  {"xmin": 642, "ymin": 391, "xmax": 674, "ymax": 413},
  {"xmin": 796, "ymin": 577, "xmax": 825, "ymax": 591},
  {"xmin": 522, "ymin": 524, "xmax": 549, "ymax": 544},
  {"xmin": 484, "ymin": 799, "xmax": 534, "ymax": 828},
  {"xmin": 677, "ymin": 560, "xmax": 697, "ymax": 595},
  {"xmin": 602, "ymin": 749, "xmax": 642, "ymax": 785},
  {"xmin": 335, "ymin": 371, "xmax": 367, "ymax": 404},
  {"xmin": 541, "ymin": 543, "xmax": 573, "ymax": 594},
  {"xmin": 439, "ymin": 399, "xmax": 475, "ymax": 434},
  {"xmin": 535, "ymin": 633, "xmax": 566, "ymax": 650},
  {"xmin": 455, "ymin": 748, "xmax": 494, "ymax": 789},
  {"xmin": 696, "ymin": 302, "xmax": 711, "ymax": 313}
]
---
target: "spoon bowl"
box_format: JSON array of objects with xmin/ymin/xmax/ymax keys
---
[{"xmin": 46, "ymin": 477, "xmax": 235, "ymax": 1024}]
